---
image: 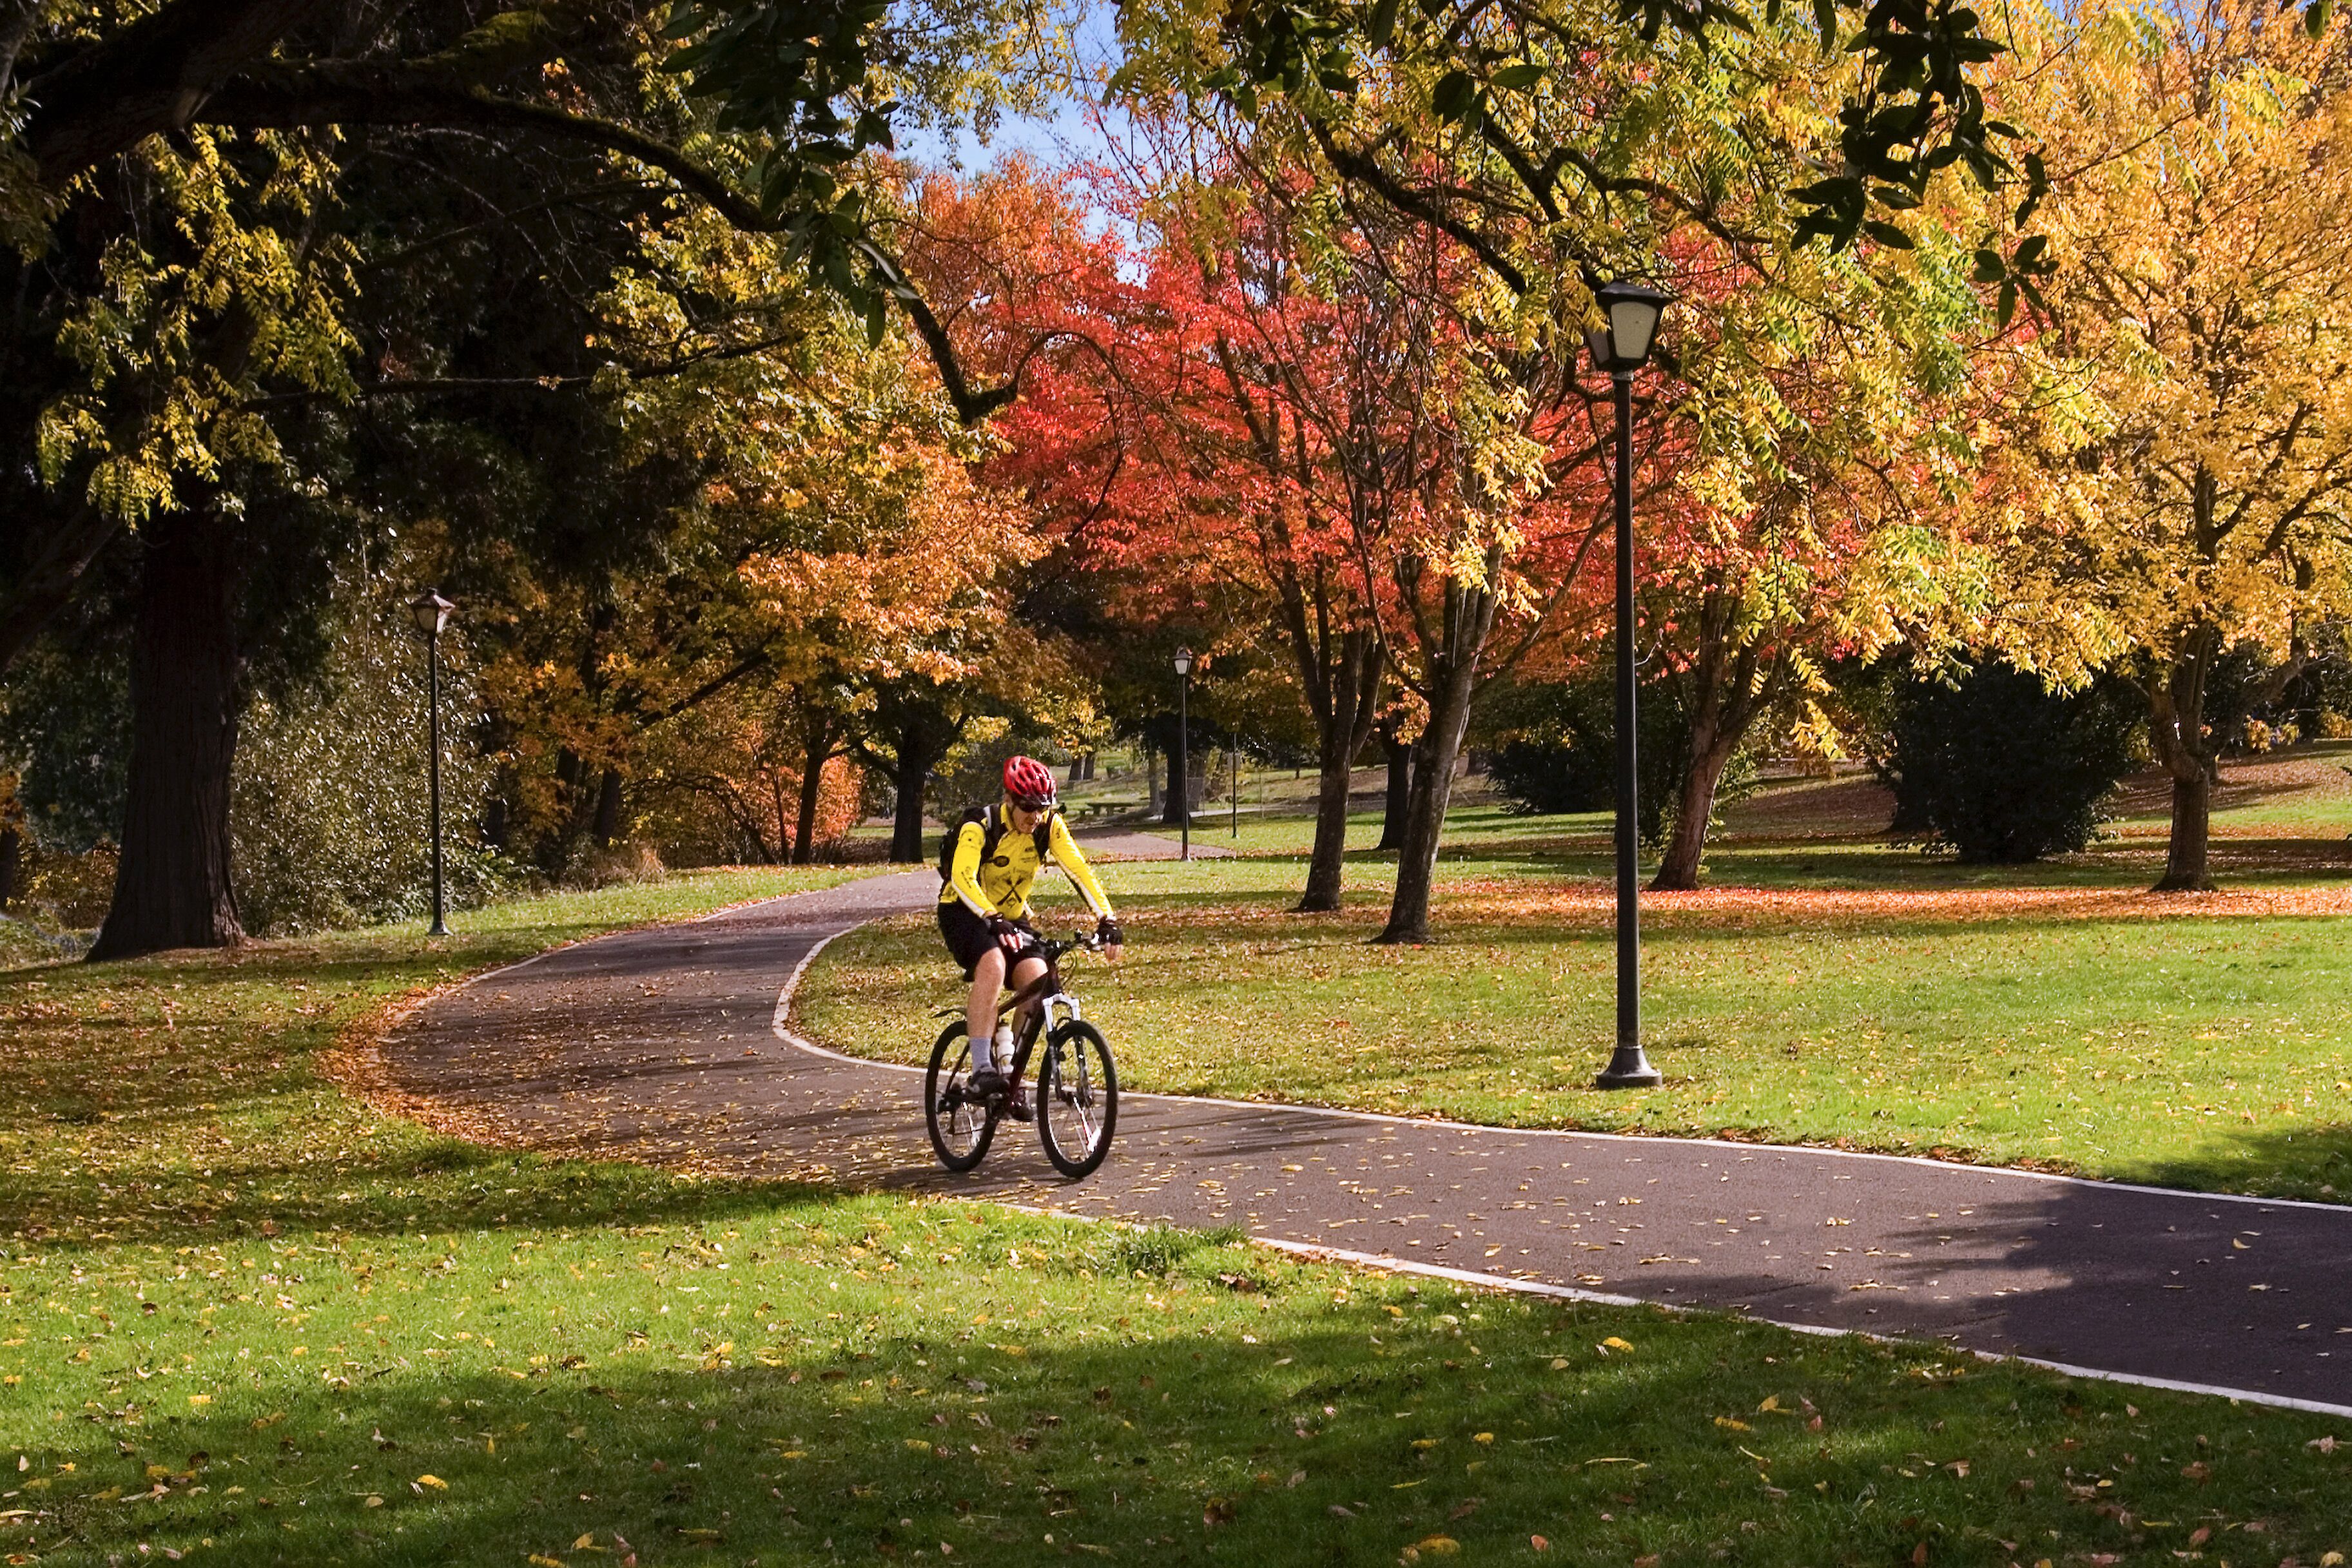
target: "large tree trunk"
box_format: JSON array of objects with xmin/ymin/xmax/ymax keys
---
[
  {"xmin": 1144, "ymin": 743, "xmax": 1162, "ymax": 817},
  {"xmin": 0, "ymin": 823, "xmax": 19, "ymax": 909},
  {"xmin": 1298, "ymin": 630, "xmax": 1382, "ymax": 913},
  {"xmin": 889, "ymin": 760, "xmax": 928, "ymax": 863},
  {"xmin": 791, "ymin": 759, "xmax": 823, "ymax": 865},
  {"xmin": 1653, "ymin": 738, "xmax": 1736, "ymax": 892},
  {"xmin": 857, "ymin": 700, "xmax": 965, "ymax": 864},
  {"xmin": 2146, "ymin": 622, "xmax": 2221, "ymax": 892},
  {"xmin": 1300, "ymin": 759, "xmax": 1356, "ymax": 911},
  {"xmin": 2159, "ymin": 769, "xmax": 2213, "ymax": 890},
  {"xmin": 89, "ymin": 508, "xmax": 245, "ymax": 960},
  {"xmin": 1375, "ymin": 722, "xmax": 1412, "ymax": 851},
  {"xmin": 1160, "ymin": 744, "xmax": 1196, "ymax": 827},
  {"xmin": 591, "ymin": 766, "xmax": 624, "ymax": 847}
]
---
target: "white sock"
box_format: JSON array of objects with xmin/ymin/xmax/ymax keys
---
[{"xmin": 970, "ymin": 1031, "xmax": 995, "ymax": 1073}]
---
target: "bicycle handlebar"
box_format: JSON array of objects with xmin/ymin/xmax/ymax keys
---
[{"xmin": 1037, "ymin": 929, "xmax": 1107, "ymax": 962}]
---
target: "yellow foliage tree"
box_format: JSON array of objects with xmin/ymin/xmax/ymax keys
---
[{"xmin": 1988, "ymin": 0, "xmax": 2352, "ymax": 889}]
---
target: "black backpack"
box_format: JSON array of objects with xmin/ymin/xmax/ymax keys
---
[{"xmin": 937, "ymin": 805, "xmax": 1052, "ymax": 891}]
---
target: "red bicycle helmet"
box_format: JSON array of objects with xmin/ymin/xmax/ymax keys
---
[{"xmin": 1003, "ymin": 755, "xmax": 1058, "ymax": 810}]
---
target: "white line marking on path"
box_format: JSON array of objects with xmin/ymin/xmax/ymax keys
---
[{"xmin": 1247, "ymin": 1238, "xmax": 2352, "ymax": 1421}]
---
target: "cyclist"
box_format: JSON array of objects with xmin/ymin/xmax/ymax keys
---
[{"xmin": 938, "ymin": 756, "xmax": 1123, "ymax": 1118}]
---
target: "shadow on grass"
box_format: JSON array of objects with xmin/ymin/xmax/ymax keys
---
[
  {"xmin": 0, "ymin": 924, "xmax": 871, "ymax": 1253},
  {"xmin": 19, "ymin": 1226, "xmax": 2352, "ymax": 1568},
  {"xmin": 2120, "ymin": 1120, "xmax": 2352, "ymax": 1203}
]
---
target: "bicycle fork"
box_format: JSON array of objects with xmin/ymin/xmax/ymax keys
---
[{"xmin": 1031, "ymin": 992, "xmax": 1085, "ymax": 1100}]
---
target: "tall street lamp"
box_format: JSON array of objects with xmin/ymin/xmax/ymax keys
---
[
  {"xmin": 1585, "ymin": 278, "xmax": 1671, "ymax": 1090},
  {"xmin": 1172, "ymin": 646, "xmax": 1194, "ymax": 862},
  {"xmin": 408, "ymin": 588, "xmax": 456, "ymax": 937}
]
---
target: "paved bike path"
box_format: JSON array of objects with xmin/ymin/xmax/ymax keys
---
[{"xmin": 385, "ymin": 862, "xmax": 2352, "ymax": 1415}]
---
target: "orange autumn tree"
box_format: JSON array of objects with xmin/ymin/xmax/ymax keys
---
[
  {"xmin": 734, "ymin": 442, "xmax": 1043, "ymax": 863},
  {"xmin": 1072, "ymin": 156, "xmax": 1397, "ymax": 915}
]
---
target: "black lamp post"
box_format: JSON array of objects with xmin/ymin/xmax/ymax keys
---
[
  {"xmin": 1585, "ymin": 278, "xmax": 1671, "ymax": 1090},
  {"xmin": 408, "ymin": 589, "xmax": 456, "ymax": 937},
  {"xmin": 1172, "ymin": 646, "xmax": 1194, "ymax": 862}
]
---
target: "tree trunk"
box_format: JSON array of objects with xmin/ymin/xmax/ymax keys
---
[
  {"xmin": 1145, "ymin": 744, "xmax": 1162, "ymax": 817},
  {"xmin": 856, "ymin": 701, "xmax": 964, "ymax": 864},
  {"xmin": 792, "ymin": 757, "xmax": 824, "ymax": 866},
  {"xmin": 1377, "ymin": 682, "xmax": 1477, "ymax": 945},
  {"xmin": 766, "ymin": 762, "xmax": 793, "ymax": 863},
  {"xmin": 1375, "ymin": 556, "xmax": 1506, "ymax": 945},
  {"xmin": 592, "ymin": 766, "xmax": 624, "ymax": 847},
  {"xmin": 792, "ymin": 713, "xmax": 840, "ymax": 867},
  {"xmin": 1649, "ymin": 603, "xmax": 1780, "ymax": 893},
  {"xmin": 1298, "ymin": 630, "xmax": 1381, "ymax": 913},
  {"xmin": 90, "ymin": 509, "xmax": 245, "ymax": 960},
  {"xmin": 1160, "ymin": 742, "xmax": 1191, "ymax": 827},
  {"xmin": 1375, "ymin": 728, "xmax": 1412, "ymax": 851},
  {"xmin": 890, "ymin": 760, "xmax": 928, "ymax": 864},
  {"xmin": 1300, "ymin": 760, "xmax": 1356, "ymax": 911},
  {"xmin": 2159, "ymin": 769, "xmax": 2215, "ymax": 891},
  {"xmin": 2146, "ymin": 622, "xmax": 2221, "ymax": 893},
  {"xmin": 0, "ymin": 823, "xmax": 19, "ymax": 909},
  {"xmin": 1652, "ymin": 739, "xmax": 1736, "ymax": 891}
]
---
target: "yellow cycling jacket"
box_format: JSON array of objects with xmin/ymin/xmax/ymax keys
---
[{"xmin": 938, "ymin": 805, "xmax": 1115, "ymax": 923}]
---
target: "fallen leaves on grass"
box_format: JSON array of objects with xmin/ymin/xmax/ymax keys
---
[{"xmin": 1446, "ymin": 878, "xmax": 2352, "ymax": 927}]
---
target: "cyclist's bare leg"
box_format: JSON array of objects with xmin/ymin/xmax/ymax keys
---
[
  {"xmin": 965, "ymin": 947, "xmax": 1007, "ymax": 1066},
  {"xmin": 964, "ymin": 951, "xmax": 1047, "ymax": 1070},
  {"xmin": 1003, "ymin": 954, "xmax": 1047, "ymax": 1049}
]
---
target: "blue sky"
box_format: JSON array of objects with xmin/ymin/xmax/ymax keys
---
[{"xmin": 893, "ymin": 0, "xmax": 1129, "ymax": 173}]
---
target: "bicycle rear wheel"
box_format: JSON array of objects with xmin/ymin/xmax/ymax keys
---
[
  {"xmin": 1036, "ymin": 1020, "xmax": 1118, "ymax": 1179},
  {"xmin": 925, "ymin": 1020, "xmax": 996, "ymax": 1172}
]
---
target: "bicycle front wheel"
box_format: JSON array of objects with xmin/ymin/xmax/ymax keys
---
[
  {"xmin": 925, "ymin": 1020, "xmax": 996, "ymax": 1173},
  {"xmin": 1036, "ymin": 1020, "xmax": 1118, "ymax": 1179}
]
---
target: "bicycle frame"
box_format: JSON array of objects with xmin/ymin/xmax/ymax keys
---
[{"xmin": 991, "ymin": 937, "xmax": 1093, "ymax": 1085}]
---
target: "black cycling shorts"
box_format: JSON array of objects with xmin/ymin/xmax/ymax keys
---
[{"xmin": 937, "ymin": 903, "xmax": 1038, "ymax": 981}]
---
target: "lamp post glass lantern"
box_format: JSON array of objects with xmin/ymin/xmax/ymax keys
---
[
  {"xmin": 1588, "ymin": 280, "xmax": 1671, "ymax": 1090},
  {"xmin": 408, "ymin": 590, "xmax": 456, "ymax": 936},
  {"xmin": 1172, "ymin": 647, "xmax": 1194, "ymax": 862}
]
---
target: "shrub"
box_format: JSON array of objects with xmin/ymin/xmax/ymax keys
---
[
  {"xmin": 1882, "ymin": 661, "xmax": 2143, "ymax": 862},
  {"xmin": 233, "ymin": 578, "xmax": 507, "ymax": 933}
]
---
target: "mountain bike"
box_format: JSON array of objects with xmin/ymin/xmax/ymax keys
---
[{"xmin": 924, "ymin": 930, "xmax": 1118, "ymax": 1179}]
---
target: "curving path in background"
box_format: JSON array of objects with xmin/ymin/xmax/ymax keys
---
[{"xmin": 385, "ymin": 848, "xmax": 2352, "ymax": 1417}]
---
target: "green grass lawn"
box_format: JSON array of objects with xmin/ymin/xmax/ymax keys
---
[
  {"xmin": 10, "ymin": 866, "xmax": 2352, "ymax": 1563},
  {"xmin": 804, "ymin": 797, "xmax": 2352, "ymax": 1201}
]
